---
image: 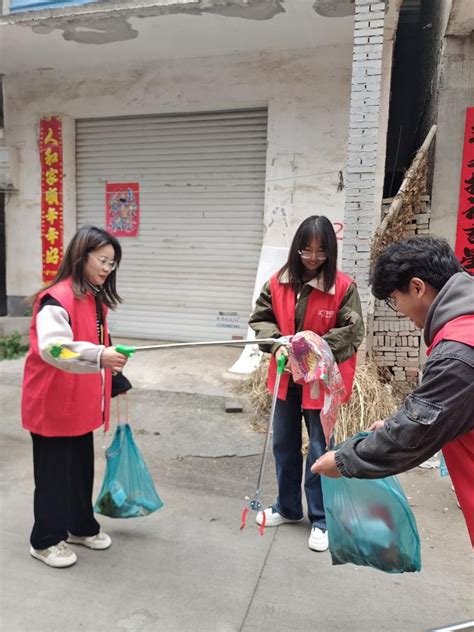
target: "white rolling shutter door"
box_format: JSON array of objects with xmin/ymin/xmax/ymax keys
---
[{"xmin": 76, "ymin": 109, "xmax": 267, "ymax": 341}]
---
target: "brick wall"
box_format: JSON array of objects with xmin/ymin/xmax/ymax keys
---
[
  {"xmin": 371, "ymin": 196, "xmax": 431, "ymax": 383},
  {"xmin": 343, "ymin": 0, "xmax": 387, "ymax": 314}
]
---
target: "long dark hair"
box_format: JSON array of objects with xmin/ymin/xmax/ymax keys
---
[
  {"xmin": 30, "ymin": 226, "xmax": 122, "ymax": 308},
  {"xmin": 280, "ymin": 215, "xmax": 337, "ymax": 293}
]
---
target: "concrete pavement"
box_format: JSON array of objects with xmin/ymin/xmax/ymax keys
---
[{"xmin": 1, "ymin": 342, "xmax": 473, "ymax": 632}]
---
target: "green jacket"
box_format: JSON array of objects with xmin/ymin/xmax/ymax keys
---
[{"xmin": 249, "ymin": 272, "xmax": 365, "ymax": 364}]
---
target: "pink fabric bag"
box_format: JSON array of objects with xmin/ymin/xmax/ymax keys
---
[{"xmin": 288, "ymin": 331, "xmax": 347, "ymax": 446}]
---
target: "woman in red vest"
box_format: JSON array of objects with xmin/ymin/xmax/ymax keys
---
[
  {"xmin": 249, "ymin": 215, "xmax": 364, "ymax": 552},
  {"xmin": 22, "ymin": 226, "xmax": 128, "ymax": 568}
]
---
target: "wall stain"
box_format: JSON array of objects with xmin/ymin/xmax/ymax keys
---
[
  {"xmin": 313, "ymin": 0, "xmax": 389, "ymax": 18},
  {"xmin": 312, "ymin": 0, "xmax": 355, "ymax": 18},
  {"xmin": 32, "ymin": 17, "xmax": 138, "ymax": 45},
  {"xmin": 268, "ymin": 205, "xmax": 288, "ymax": 230},
  {"xmin": 27, "ymin": 0, "xmax": 285, "ymax": 46},
  {"xmin": 201, "ymin": 0, "xmax": 285, "ymax": 20}
]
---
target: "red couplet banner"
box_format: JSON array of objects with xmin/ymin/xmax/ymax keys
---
[
  {"xmin": 40, "ymin": 115, "xmax": 64, "ymax": 284},
  {"xmin": 455, "ymin": 107, "xmax": 474, "ymax": 273}
]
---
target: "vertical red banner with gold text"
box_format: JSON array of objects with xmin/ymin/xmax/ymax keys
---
[
  {"xmin": 455, "ymin": 107, "xmax": 474, "ymax": 273},
  {"xmin": 40, "ymin": 116, "xmax": 64, "ymax": 284}
]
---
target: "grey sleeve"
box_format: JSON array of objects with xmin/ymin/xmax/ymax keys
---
[{"xmin": 335, "ymin": 341, "xmax": 474, "ymax": 479}]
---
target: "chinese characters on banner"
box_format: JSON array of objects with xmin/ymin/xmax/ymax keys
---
[
  {"xmin": 105, "ymin": 182, "xmax": 140, "ymax": 237},
  {"xmin": 455, "ymin": 107, "xmax": 474, "ymax": 272},
  {"xmin": 40, "ymin": 116, "xmax": 64, "ymax": 283}
]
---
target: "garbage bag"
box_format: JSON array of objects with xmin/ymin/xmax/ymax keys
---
[
  {"xmin": 94, "ymin": 424, "xmax": 164, "ymax": 518},
  {"xmin": 322, "ymin": 437, "xmax": 421, "ymax": 573}
]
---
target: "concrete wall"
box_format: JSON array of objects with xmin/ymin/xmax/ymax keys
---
[
  {"xmin": 430, "ymin": 35, "xmax": 474, "ymax": 244},
  {"xmin": 4, "ymin": 44, "xmax": 353, "ymax": 306}
]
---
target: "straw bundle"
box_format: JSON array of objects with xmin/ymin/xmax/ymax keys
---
[
  {"xmin": 242, "ymin": 358, "xmax": 400, "ymax": 446},
  {"xmin": 371, "ymin": 127, "xmax": 432, "ymax": 265},
  {"xmin": 241, "ymin": 354, "xmax": 272, "ymax": 432},
  {"xmin": 334, "ymin": 361, "xmax": 399, "ymax": 444}
]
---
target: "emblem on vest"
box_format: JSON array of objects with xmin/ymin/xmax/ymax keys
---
[{"xmin": 318, "ymin": 309, "xmax": 335, "ymax": 318}]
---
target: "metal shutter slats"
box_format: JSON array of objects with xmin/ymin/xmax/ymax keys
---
[{"xmin": 76, "ymin": 108, "xmax": 267, "ymax": 341}]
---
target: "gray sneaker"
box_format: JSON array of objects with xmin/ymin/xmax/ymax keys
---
[
  {"xmin": 30, "ymin": 541, "xmax": 77, "ymax": 568},
  {"xmin": 68, "ymin": 532, "xmax": 112, "ymax": 550}
]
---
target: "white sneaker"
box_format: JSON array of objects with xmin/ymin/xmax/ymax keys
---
[
  {"xmin": 256, "ymin": 508, "xmax": 303, "ymax": 527},
  {"xmin": 30, "ymin": 541, "xmax": 77, "ymax": 568},
  {"xmin": 68, "ymin": 532, "xmax": 112, "ymax": 550},
  {"xmin": 308, "ymin": 527, "xmax": 329, "ymax": 552}
]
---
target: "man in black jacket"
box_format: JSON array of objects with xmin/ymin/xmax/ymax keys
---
[{"xmin": 311, "ymin": 237, "xmax": 474, "ymax": 545}]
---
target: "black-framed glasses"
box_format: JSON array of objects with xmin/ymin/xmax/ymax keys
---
[
  {"xmin": 385, "ymin": 297, "xmax": 398, "ymax": 312},
  {"xmin": 298, "ymin": 250, "xmax": 327, "ymax": 261}
]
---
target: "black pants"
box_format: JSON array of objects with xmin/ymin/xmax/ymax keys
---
[{"xmin": 30, "ymin": 432, "xmax": 100, "ymax": 550}]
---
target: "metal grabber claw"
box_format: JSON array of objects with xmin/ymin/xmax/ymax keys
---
[{"xmin": 240, "ymin": 352, "xmax": 288, "ymax": 535}]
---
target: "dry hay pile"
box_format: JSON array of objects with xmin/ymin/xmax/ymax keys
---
[
  {"xmin": 242, "ymin": 357, "xmax": 400, "ymax": 447},
  {"xmin": 371, "ymin": 155, "xmax": 428, "ymax": 265},
  {"xmin": 241, "ymin": 354, "xmax": 272, "ymax": 433},
  {"xmin": 333, "ymin": 361, "xmax": 399, "ymax": 444}
]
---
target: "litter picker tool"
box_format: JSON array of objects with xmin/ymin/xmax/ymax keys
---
[
  {"xmin": 240, "ymin": 352, "xmax": 288, "ymax": 535},
  {"xmin": 116, "ymin": 335, "xmax": 292, "ymax": 535},
  {"xmin": 115, "ymin": 336, "xmax": 292, "ymax": 357}
]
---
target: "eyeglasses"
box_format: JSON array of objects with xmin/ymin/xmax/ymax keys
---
[
  {"xmin": 298, "ymin": 250, "xmax": 327, "ymax": 261},
  {"xmin": 385, "ymin": 296, "xmax": 398, "ymax": 312},
  {"xmin": 93, "ymin": 255, "xmax": 117, "ymax": 271}
]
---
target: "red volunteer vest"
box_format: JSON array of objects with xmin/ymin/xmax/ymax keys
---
[
  {"xmin": 22, "ymin": 279, "xmax": 111, "ymax": 437},
  {"xmin": 427, "ymin": 314, "xmax": 474, "ymax": 546},
  {"xmin": 267, "ymin": 270, "xmax": 357, "ymax": 409}
]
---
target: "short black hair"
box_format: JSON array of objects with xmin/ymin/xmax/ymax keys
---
[
  {"xmin": 371, "ymin": 236, "xmax": 463, "ymax": 299},
  {"xmin": 280, "ymin": 215, "xmax": 338, "ymax": 292}
]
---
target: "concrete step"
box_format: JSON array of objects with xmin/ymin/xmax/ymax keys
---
[{"xmin": 0, "ymin": 316, "xmax": 31, "ymax": 338}]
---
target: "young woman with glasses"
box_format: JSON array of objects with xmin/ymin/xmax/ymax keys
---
[
  {"xmin": 249, "ymin": 215, "xmax": 364, "ymax": 552},
  {"xmin": 22, "ymin": 226, "xmax": 128, "ymax": 568}
]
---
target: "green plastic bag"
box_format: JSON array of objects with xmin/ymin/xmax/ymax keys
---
[
  {"xmin": 322, "ymin": 435, "xmax": 421, "ymax": 573},
  {"xmin": 94, "ymin": 424, "xmax": 164, "ymax": 518}
]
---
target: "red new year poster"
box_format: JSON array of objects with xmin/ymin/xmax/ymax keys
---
[
  {"xmin": 105, "ymin": 182, "xmax": 140, "ymax": 237},
  {"xmin": 455, "ymin": 107, "xmax": 474, "ymax": 272}
]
